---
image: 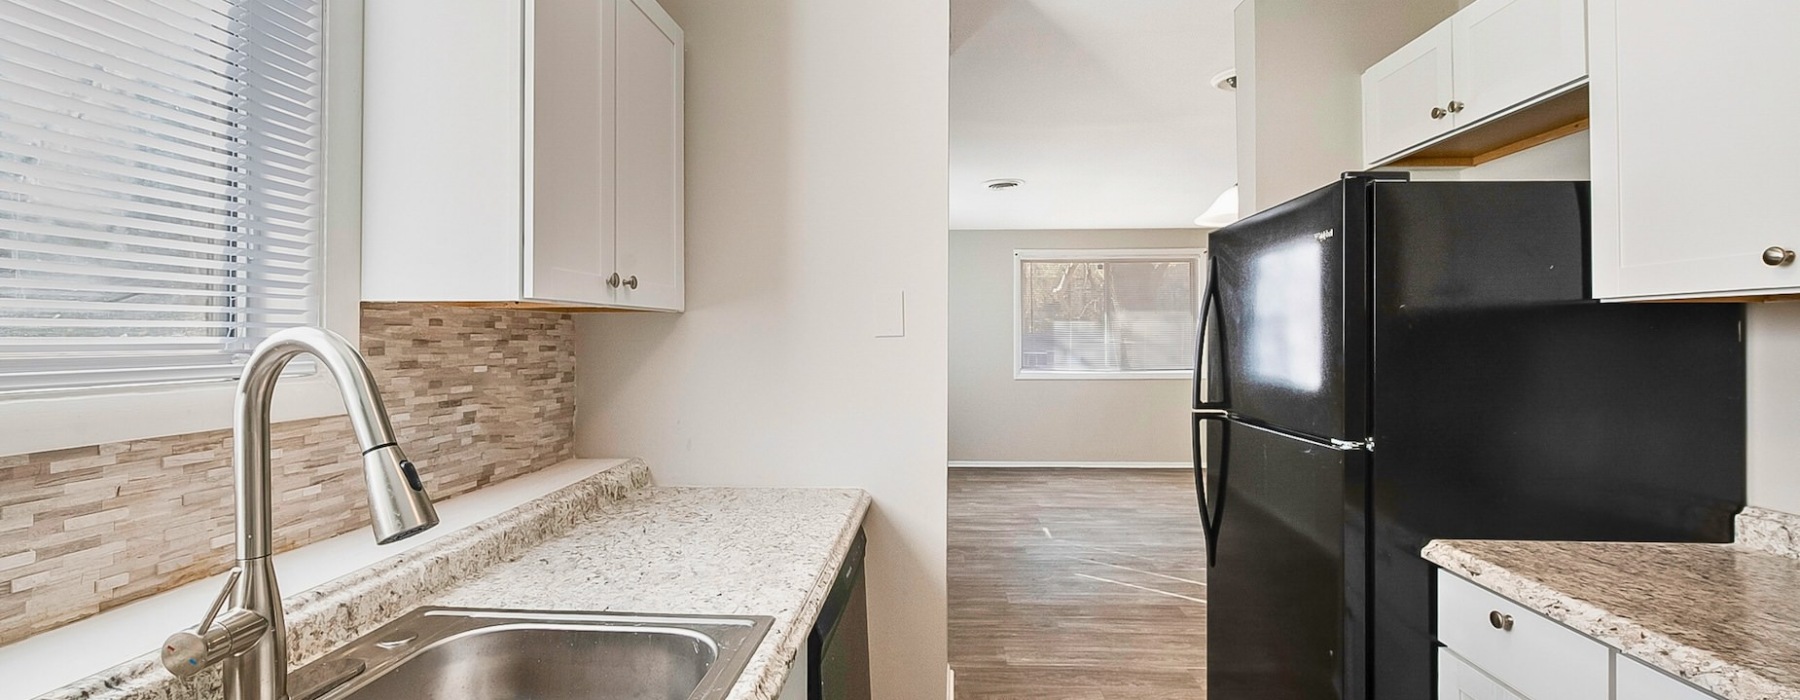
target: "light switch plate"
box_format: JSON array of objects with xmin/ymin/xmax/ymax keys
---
[{"xmin": 873, "ymin": 289, "xmax": 905, "ymax": 338}]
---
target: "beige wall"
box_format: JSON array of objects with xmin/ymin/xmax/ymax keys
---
[
  {"xmin": 949, "ymin": 229, "xmax": 1206, "ymax": 464},
  {"xmin": 572, "ymin": 0, "xmax": 949, "ymax": 697},
  {"xmin": 1235, "ymin": 0, "xmax": 1461, "ymax": 213},
  {"xmin": 1747, "ymin": 304, "xmax": 1800, "ymax": 513}
]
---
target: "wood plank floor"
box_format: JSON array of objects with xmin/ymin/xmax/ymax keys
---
[{"xmin": 949, "ymin": 467, "xmax": 1208, "ymax": 699}]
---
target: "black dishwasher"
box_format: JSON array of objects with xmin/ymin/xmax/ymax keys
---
[{"xmin": 809, "ymin": 530, "xmax": 869, "ymax": 700}]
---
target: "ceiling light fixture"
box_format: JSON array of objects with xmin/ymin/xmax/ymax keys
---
[
  {"xmin": 983, "ymin": 178, "xmax": 1026, "ymax": 190},
  {"xmin": 1195, "ymin": 185, "xmax": 1239, "ymax": 229},
  {"xmin": 1210, "ymin": 68, "xmax": 1237, "ymax": 92}
]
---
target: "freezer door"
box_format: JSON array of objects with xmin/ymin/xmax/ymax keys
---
[
  {"xmin": 1207, "ymin": 176, "xmax": 1384, "ymax": 442},
  {"xmin": 1208, "ymin": 421, "xmax": 1365, "ymax": 700}
]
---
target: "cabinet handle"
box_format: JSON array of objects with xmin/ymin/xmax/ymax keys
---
[
  {"xmin": 1430, "ymin": 106, "xmax": 1447, "ymax": 120},
  {"xmin": 623, "ymin": 275, "xmax": 639, "ymax": 290},
  {"xmin": 607, "ymin": 272, "xmax": 622, "ymax": 288},
  {"xmin": 1763, "ymin": 247, "xmax": 1795, "ymax": 267},
  {"xmin": 1487, "ymin": 611, "xmax": 1514, "ymax": 631},
  {"xmin": 1447, "ymin": 100, "xmax": 1464, "ymax": 114}
]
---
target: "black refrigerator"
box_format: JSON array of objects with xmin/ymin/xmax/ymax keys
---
[{"xmin": 1193, "ymin": 174, "xmax": 1745, "ymax": 700}]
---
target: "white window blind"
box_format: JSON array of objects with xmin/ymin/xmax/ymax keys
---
[
  {"xmin": 1017, "ymin": 249, "xmax": 1203, "ymax": 377},
  {"xmin": 0, "ymin": 0, "xmax": 324, "ymax": 393}
]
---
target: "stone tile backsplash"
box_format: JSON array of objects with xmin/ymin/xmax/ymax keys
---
[{"xmin": 0, "ymin": 303, "xmax": 576, "ymax": 646}]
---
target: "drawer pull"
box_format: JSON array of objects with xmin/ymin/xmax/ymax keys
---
[{"xmin": 1488, "ymin": 611, "xmax": 1514, "ymax": 631}]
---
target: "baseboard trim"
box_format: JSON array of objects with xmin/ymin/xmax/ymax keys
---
[{"xmin": 947, "ymin": 460, "xmax": 1189, "ymax": 470}]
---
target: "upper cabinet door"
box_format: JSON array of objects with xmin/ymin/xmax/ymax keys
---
[
  {"xmin": 1361, "ymin": 21, "xmax": 1455, "ymax": 166},
  {"xmin": 526, "ymin": 0, "xmax": 618, "ymax": 305},
  {"xmin": 1450, "ymin": 0, "xmax": 1587, "ymax": 127},
  {"xmin": 1590, "ymin": 0, "xmax": 1800, "ymax": 299},
  {"xmin": 612, "ymin": 0, "xmax": 685, "ymax": 311}
]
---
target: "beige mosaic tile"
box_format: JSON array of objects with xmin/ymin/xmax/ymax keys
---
[{"xmin": 0, "ymin": 303, "xmax": 576, "ymax": 646}]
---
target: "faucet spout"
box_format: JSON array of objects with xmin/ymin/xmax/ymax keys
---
[
  {"xmin": 160, "ymin": 327, "xmax": 438, "ymax": 700},
  {"xmin": 235, "ymin": 327, "xmax": 438, "ymax": 560}
]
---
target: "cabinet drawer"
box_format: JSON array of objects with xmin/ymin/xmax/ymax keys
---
[
  {"xmin": 1439, "ymin": 647, "xmax": 1528, "ymax": 700},
  {"xmin": 1616, "ymin": 655, "xmax": 1720, "ymax": 700},
  {"xmin": 1437, "ymin": 571, "xmax": 1608, "ymax": 700}
]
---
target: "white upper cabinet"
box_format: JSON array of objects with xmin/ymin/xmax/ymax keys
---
[
  {"xmin": 1361, "ymin": 0, "xmax": 1587, "ymax": 166},
  {"xmin": 1589, "ymin": 0, "xmax": 1800, "ymax": 300},
  {"xmin": 1451, "ymin": 0, "xmax": 1587, "ymax": 126},
  {"xmin": 611, "ymin": 0, "xmax": 685, "ymax": 311},
  {"xmin": 1362, "ymin": 21, "xmax": 1456, "ymax": 165},
  {"xmin": 364, "ymin": 0, "xmax": 685, "ymax": 311}
]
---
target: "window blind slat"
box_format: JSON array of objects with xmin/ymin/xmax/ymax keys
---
[
  {"xmin": 0, "ymin": 54, "xmax": 232, "ymax": 136},
  {"xmin": 0, "ymin": 0, "xmax": 323, "ymax": 393},
  {"xmin": 0, "ymin": 256, "xmax": 310, "ymax": 290},
  {"xmin": 0, "ymin": 3, "xmax": 238, "ymax": 97},
  {"xmin": 0, "ymin": 225, "xmax": 310, "ymax": 264},
  {"xmin": 0, "ymin": 147, "xmax": 313, "ymax": 213},
  {"xmin": 1, "ymin": 278, "xmax": 308, "ymax": 302},
  {"xmin": 0, "ymin": 33, "xmax": 238, "ymax": 122},
  {"xmin": 0, "ymin": 214, "xmax": 311, "ymax": 256},
  {"xmin": 0, "ymin": 238, "xmax": 314, "ymax": 278}
]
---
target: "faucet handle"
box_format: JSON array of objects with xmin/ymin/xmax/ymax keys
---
[
  {"xmin": 196, "ymin": 568, "xmax": 240, "ymax": 632},
  {"xmin": 161, "ymin": 569, "xmax": 270, "ymax": 678}
]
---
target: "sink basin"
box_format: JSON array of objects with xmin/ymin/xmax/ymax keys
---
[{"xmin": 295, "ymin": 607, "xmax": 772, "ymax": 700}]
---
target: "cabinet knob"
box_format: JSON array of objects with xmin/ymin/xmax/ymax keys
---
[
  {"xmin": 1487, "ymin": 611, "xmax": 1514, "ymax": 631},
  {"xmin": 623, "ymin": 275, "xmax": 639, "ymax": 290},
  {"xmin": 607, "ymin": 272, "xmax": 622, "ymax": 288},
  {"xmin": 1447, "ymin": 100, "xmax": 1465, "ymax": 114},
  {"xmin": 1430, "ymin": 106, "xmax": 1448, "ymax": 120},
  {"xmin": 1763, "ymin": 247, "xmax": 1795, "ymax": 267}
]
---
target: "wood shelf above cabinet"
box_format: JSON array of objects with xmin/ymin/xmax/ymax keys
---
[{"xmin": 1387, "ymin": 84, "xmax": 1589, "ymax": 168}]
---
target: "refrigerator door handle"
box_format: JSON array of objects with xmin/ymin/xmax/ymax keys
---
[
  {"xmin": 1194, "ymin": 255, "xmax": 1228, "ymax": 411},
  {"xmin": 1191, "ymin": 413, "xmax": 1229, "ymax": 567}
]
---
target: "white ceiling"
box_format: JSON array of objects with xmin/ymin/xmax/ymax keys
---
[{"xmin": 950, "ymin": 0, "xmax": 1237, "ymax": 231}]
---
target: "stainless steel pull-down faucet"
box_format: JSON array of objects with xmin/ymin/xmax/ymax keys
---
[{"xmin": 160, "ymin": 328, "xmax": 439, "ymax": 700}]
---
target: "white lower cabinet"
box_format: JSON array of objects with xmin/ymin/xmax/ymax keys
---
[
  {"xmin": 1440, "ymin": 647, "xmax": 1528, "ymax": 700},
  {"xmin": 1437, "ymin": 571, "xmax": 1609, "ymax": 700},
  {"xmin": 1616, "ymin": 655, "xmax": 1719, "ymax": 700},
  {"xmin": 1436, "ymin": 570, "xmax": 1722, "ymax": 700}
]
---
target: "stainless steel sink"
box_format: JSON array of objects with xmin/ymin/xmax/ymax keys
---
[{"xmin": 293, "ymin": 607, "xmax": 772, "ymax": 700}]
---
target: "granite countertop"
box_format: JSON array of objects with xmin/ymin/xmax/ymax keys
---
[
  {"xmin": 433, "ymin": 486, "xmax": 870, "ymax": 699},
  {"xmin": 37, "ymin": 459, "xmax": 870, "ymax": 700},
  {"xmin": 1424, "ymin": 507, "xmax": 1800, "ymax": 700}
]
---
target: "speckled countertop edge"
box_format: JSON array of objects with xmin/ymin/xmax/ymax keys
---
[
  {"xmin": 33, "ymin": 459, "xmax": 654, "ymax": 700},
  {"xmin": 741, "ymin": 494, "xmax": 869, "ymax": 700},
  {"xmin": 1425, "ymin": 507, "xmax": 1800, "ymax": 700}
]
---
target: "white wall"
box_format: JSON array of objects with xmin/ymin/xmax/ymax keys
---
[
  {"xmin": 1746, "ymin": 304, "xmax": 1800, "ymax": 513},
  {"xmin": 949, "ymin": 229, "xmax": 1205, "ymax": 464},
  {"xmin": 572, "ymin": 0, "xmax": 949, "ymax": 697},
  {"xmin": 1234, "ymin": 0, "xmax": 1460, "ymax": 213}
]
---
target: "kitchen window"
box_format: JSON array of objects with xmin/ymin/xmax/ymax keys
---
[
  {"xmin": 1014, "ymin": 248, "xmax": 1205, "ymax": 380},
  {"xmin": 0, "ymin": 0, "xmax": 362, "ymax": 454}
]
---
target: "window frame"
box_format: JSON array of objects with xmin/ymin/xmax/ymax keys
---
[
  {"xmin": 0, "ymin": 0, "xmax": 365, "ymax": 456},
  {"xmin": 1012, "ymin": 247, "xmax": 1207, "ymax": 381}
]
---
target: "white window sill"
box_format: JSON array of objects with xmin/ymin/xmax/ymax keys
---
[
  {"xmin": 0, "ymin": 373, "xmax": 351, "ymax": 457},
  {"xmin": 1014, "ymin": 370, "xmax": 1193, "ymax": 381}
]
